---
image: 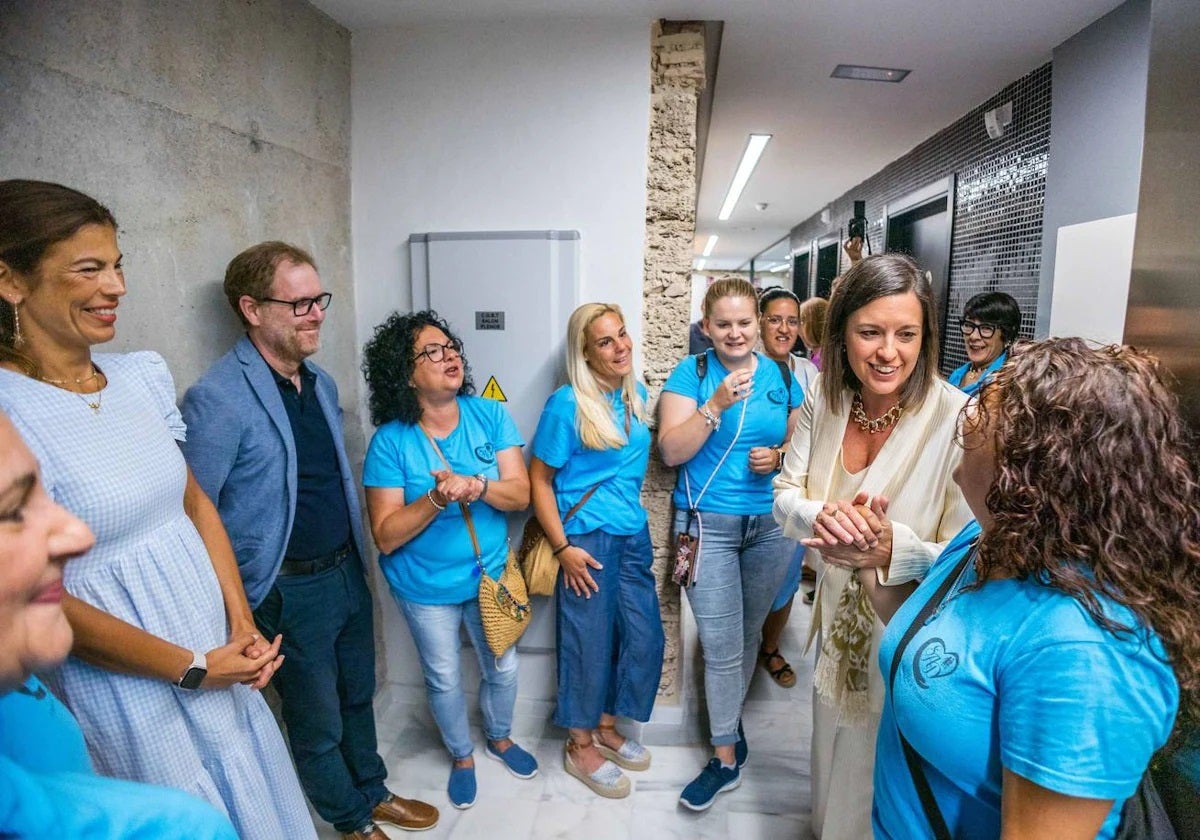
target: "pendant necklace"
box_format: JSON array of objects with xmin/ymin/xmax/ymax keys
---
[
  {"xmin": 851, "ymin": 392, "xmax": 903, "ymax": 434},
  {"xmin": 39, "ymin": 364, "xmax": 105, "ymax": 414}
]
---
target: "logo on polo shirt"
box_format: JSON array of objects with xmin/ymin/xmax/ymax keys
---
[{"xmin": 913, "ymin": 637, "xmax": 959, "ymax": 688}]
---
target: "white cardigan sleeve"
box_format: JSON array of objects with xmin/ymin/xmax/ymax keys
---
[{"xmin": 879, "ymin": 385, "xmax": 973, "ymax": 585}]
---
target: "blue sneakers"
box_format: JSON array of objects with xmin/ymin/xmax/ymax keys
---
[
  {"xmin": 679, "ymin": 758, "xmax": 741, "ymax": 811},
  {"xmin": 485, "ymin": 741, "xmax": 539, "ymax": 779},
  {"xmin": 735, "ymin": 719, "xmax": 748, "ymax": 769},
  {"xmin": 448, "ymin": 764, "xmax": 476, "ymax": 810}
]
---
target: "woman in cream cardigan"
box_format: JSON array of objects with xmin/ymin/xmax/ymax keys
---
[{"xmin": 773, "ymin": 254, "xmax": 972, "ymax": 840}]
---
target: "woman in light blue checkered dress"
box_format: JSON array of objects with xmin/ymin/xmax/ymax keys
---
[{"xmin": 0, "ymin": 181, "xmax": 315, "ymax": 839}]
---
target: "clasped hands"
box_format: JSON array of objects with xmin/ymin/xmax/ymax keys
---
[
  {"xmin": 205, "ymin": 624, "xmax": 284, "ymax": 690},
  {"xmin": 429, "ymin": 468, "xmax": 485, "ymax": 505},
  {"xmin": 801, "ymin": 491, "xmax": 893, "ymax": 570}
]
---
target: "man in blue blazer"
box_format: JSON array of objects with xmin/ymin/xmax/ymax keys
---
[{"xmin": 181, "ymin": 242, "xmax": 437, "ymax": 840}]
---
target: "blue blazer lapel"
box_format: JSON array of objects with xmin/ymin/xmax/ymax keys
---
[{"xmin": 234, "ymin": 336, "xmax": 298, "ymax": 513}]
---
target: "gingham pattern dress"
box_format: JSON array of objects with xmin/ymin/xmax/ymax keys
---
[{"xmin": 0, "ymin": 352, "xmax": 315, "ymax": 840}]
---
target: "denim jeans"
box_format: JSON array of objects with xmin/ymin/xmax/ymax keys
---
[
  {"xmin": 771, "ymin": 543, "xmax": 807, "ymax": 612},
  {"xmin": 254, "ymin": 554, "xmax": 388, "ymax": 834},
  {"xmin": 674, "ymin": 509, "xmax": 791, "ymax": 746},
  {"xmin": 554, "ymin": 526, "xmax": 665, "ymax": 729},
  {"xmin": 396, "ymin": 595, "xmax": 519, "ymax": 760}
]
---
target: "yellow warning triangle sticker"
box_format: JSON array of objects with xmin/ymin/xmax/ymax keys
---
[{"xmin": 481, "ymin": 376, "xmax": 507, "ymax": 402}]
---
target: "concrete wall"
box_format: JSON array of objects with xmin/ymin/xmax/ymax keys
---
[
  {"xmin": 0, "ymin": 0, "xmax": 356, "ymax": 409},
  {"xmin": 1037, "ymin": 0, "xmax": 1151, "ymax": 335},
  {"xmin": 350, "ymin": 20, "xmax": 652, "ymax": 693}
]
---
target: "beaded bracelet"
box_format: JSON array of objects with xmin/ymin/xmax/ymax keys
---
[
  {"xmin": 427, "ymin": 489, "xmax": 446, "ymax": 511},
  {"xmin": 697, "ymin": 403, "xmax": 721, "ymax": 430}
]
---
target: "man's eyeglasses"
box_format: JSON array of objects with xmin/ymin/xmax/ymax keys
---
[
  {"xmin": 415, "ymin": 340, "xmax": 463, "ymax": 363},
  {"xmin": 959, "ymin": 319, "xmax": 997, "ymax": 339},
  {"xmin": 257, "ymin": 292, "xmax": 332, "ymax": 317},
  {"xmin": 765, "ymin": 315, "xmax": 800, "ymax": 328}
]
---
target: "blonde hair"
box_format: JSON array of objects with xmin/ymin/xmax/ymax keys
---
[
  {"xmin": 799, "ymin": 297, "xmax": 828, "ymax": 349},
  {"xmin": 702, "ymin": 277, "xmax": 759, "ymax": 319},
  {"xmin": 566, "ymin": 303, "xmax": 645, "ymax": 450}
]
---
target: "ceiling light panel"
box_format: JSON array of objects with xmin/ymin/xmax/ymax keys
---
[
  {"xmin": 831, "ymin": 64, "xmax": 910, "ymax": 83},
  {"xmin": 702, "ymin": 234, "xmax": 719, "ymax": 257},
  {"xmin": 718, "ymin": 134, "xmax": 771, "ymax": 221}
]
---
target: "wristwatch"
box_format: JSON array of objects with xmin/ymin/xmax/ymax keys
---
[{"xmin": 177, "ymin": 650, "xmax": 208, "ymax": 690}]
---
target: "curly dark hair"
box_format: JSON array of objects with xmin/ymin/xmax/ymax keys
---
[
  {"xmin": 969, "ymin": 337, "xmax": 1200, "ymax": 744},
  {"xmin": 361, "ymin": 310, "xmax": 474, "ymax": 426}
]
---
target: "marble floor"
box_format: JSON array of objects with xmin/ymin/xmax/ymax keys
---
[{"xmin": 315, "ymin": 604, "xmax": 815, "ymax": 840}]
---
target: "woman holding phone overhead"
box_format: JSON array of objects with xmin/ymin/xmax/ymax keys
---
[{"xmin": 658, "ymin": 277, "xmax": 803, "ymax": 811}]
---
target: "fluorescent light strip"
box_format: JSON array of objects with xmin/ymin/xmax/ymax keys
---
[
  {"xmin": 702, "ymin": 234, "xmax": 719, "ymax": 257},
  {"xmin": 718, "ymin": 134, "xmax": 771, "ymax": 221},
  {"xmin": 769, "ymin": 262, "xmax": 789, "ymax": 272},
  {"xmin": 695, "ymin": 259, "xmax": 707, "ymax": 271}
]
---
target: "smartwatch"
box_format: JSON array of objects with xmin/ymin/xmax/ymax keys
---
[{"xmin": 177, "ymin": 650, "xmax": 208, "ymax": 691}]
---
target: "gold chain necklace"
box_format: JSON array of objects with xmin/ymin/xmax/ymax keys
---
[
  {"xmin": 39, "ymin": 365, "xmax": 105, "ymax": 414},
  {"xmin": 851, "ymin": 392, "xmax": 903, "ymax": 434},
  {"xmin": 39, "ymin": 365, "xmax": 102, "ymax": 386}
]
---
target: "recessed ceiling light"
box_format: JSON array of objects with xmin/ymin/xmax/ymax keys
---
[
  {"xmin": 702, "ymin": 234, "xmax": 719, "ymax": 257},
  {"xmin": 831, "ymin": 64, "xmax": 910, "ymax": 83},
  {"xmin": 718, "ymin": 134, "xmax": 772, "ymax": 221}
]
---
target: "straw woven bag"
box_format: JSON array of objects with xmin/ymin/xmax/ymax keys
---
[
  {"xmin": 419, "ymin": 424, "xmax": 531, "ymax": 657},
  {"xmin": 517, "ymin": 484, "xmax": 603, "ymax": 596},
  {"xmin": 477, "ymin": 550, "xmax": 531, "ymax": 656}
]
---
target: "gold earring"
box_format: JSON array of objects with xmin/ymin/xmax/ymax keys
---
[{"xmin": 10, "ymin": 302, "xmax": 23, "ymax": 347}]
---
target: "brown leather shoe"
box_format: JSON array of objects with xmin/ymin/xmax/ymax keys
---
[
  {"xmin": 372, "ymin": 793, "xmax": 439, "ymax": 832},
  {"xmin": 341, "ymin": 822, "xmax": 388, "ymax": 840}
]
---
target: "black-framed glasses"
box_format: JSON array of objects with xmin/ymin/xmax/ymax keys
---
[
  {"xmin": 414, "ymin": 339, "xmax": 463, "ymax": 363},
  {"xmin": 959, "ymin": 319, "xmax": 997, "ymax": 339},
  {"xmin": 257, "ymin": 292, "xmax": 332, "ymax": 317}
]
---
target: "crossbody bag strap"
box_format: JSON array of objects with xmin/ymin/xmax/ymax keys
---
[
  {"xmin": 562, "ymin": 484, "xmax": 602, "ymax": 522},
  {"xmin": 887, "ymin": 542, "xmax": 977, "ymax": 840},
  {"xmin": 685, "ymin": 353, "xmax": 748, "ymax": 511},
  {"xmin": 419, "ymin": 423, "xmax": 484, "ymax": 566},
  {"xmin": 562, "ymin": 401, "xmax": 632, "ymax": 522}
]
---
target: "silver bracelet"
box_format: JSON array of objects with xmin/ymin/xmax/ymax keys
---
[
  {"xmin": 474, "ymin": 473, "xmax": 489, "ymax": 498},
  {"xmin": 426, "ymin": 489, "xmax": 446, "ymax": 511},
  {"xmin": 697, "ymin": 403, "xmax": 721, "ymax": 430}
]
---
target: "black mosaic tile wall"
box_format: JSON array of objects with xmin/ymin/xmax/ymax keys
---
[{"xmin": 788, "ymin": 63, "xmax": 1051, "ymax": 373}]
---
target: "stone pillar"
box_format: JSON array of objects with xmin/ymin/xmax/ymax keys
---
[{"xmin": 641, "ymin": 21, "xmax": 706, "ymax": 708}]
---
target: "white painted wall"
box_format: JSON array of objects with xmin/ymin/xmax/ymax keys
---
[
  {"xmin": 350, "ymin": 19, "xmax": 651, "ymax": 351},
  {"xmin": 350, "ymin": 19, "xmax": 652, "ymax": 688}
]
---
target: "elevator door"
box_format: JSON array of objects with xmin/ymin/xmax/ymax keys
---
[
  {"xmin": 792, "ymin": 252, "xmax": 811, "ymax": 298},
  {"xmin": 885, "ymin": 177, "xmax": 955, "ymax": 364},
  {"xmin": 816, "ymin": 239, "xmax": 839, "ymax": 299}
]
